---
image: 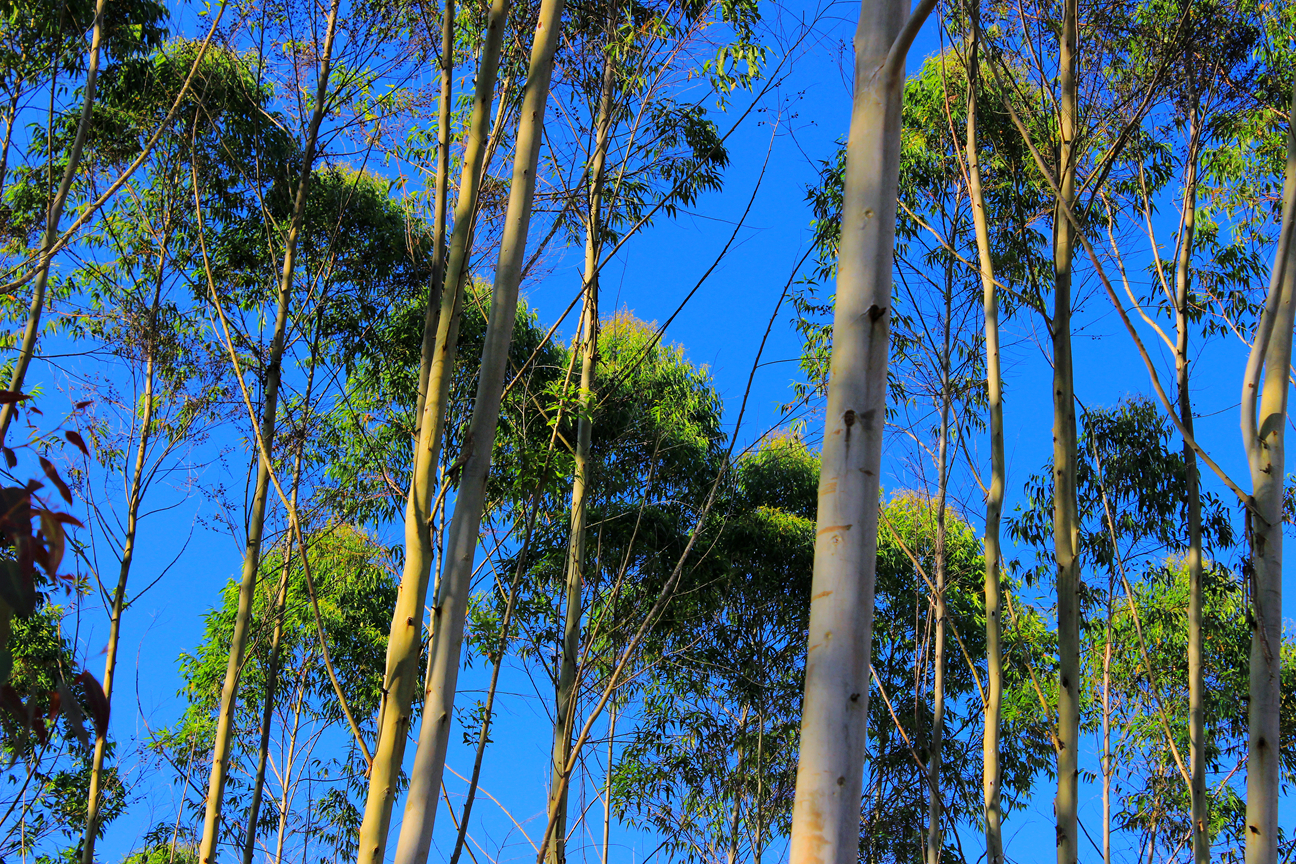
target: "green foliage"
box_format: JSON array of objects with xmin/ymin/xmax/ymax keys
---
[
  {"xmin": 1, "ymin": 606, "xmax": 125, "ymax": 858},
  {"xmin": 156, "ymin": 526, "xmax": 396, "ymax": 856}
]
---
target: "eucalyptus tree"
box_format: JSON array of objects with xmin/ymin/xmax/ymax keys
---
[
  {"xmin": 0, "ymin": 0, "xmax": 167, "ymax": 444},
  {"xmin": 155, "ymin": 527, "xmax": 396, "ymax": 864},
  {"xmin": 1100, "ymin": 6, "xmax": 1260, "ymax": 856},
  {"xmin": 193, "ymin": 3, "xmax": 346, "ymax": 858},
  {"xmin": 783, "ymin": 0, "xmax": 938, "ymax": 850},
  {"xmin": 799, "ymin": 43, "xmax": 1046, "ymax": 862},
  {"xmin": 359, "ymin": 0, "xmax": 516, "ymax": 843},
  {"xmin": 59, "ymin": 41, "xmax": 277, "ymax": 864},
  {"xmin": 1238, "ymin": 84, "xmax": 1296, "ymax": 864}
]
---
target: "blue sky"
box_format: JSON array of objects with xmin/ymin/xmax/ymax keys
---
[{"xmin": 15, "ymin": 0, "xmax": 1294, "ymax": 861}]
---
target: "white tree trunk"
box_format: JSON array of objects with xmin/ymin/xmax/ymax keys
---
[
  {"xmin": 359, "ymin": 2, "xmax": 510, "ymax": 858},
  {"xmin": 786, "ymin": 1, "xmax": 932, "ymax": 862},
  {"xmin": 388, "ymin": 0, "xmax": 567, "ymax": 859},
  {"xmin": 1242, "ymin": 82, "xmax": 1296, "ymax": 864}
]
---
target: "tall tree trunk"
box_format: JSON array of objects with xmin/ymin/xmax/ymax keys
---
[
  {"xmin": 1241, "ymin": 82, "xmax": 1296, "ymax": 864},
  {"xmin": 80, "ymin": 245, "xmax": 168, "ymax": 864},
  {"xmin": 1174, "ymin": 90, "xmax": 1208, "ymax": 864},
  {"xmin": 1101, "ymin": 576, "xmax": 1113, "ymax": 864},
  {"xmin": 387, "ymin": 0, "xmax": 567, "ymax": 859},
  {"xmin": 0, "ymin": 0, "xmax": 107, "ymax": 445},
  {"xmin": 965, "ymin": 14, "xmax": 1004, "ymax": 862},
  {"xmin": 242, "ymin": 319, "xmax": 321, "ymax": 864},
  {"xmin": 1052, "ymin": 1, "xmax": 1081, "ymax": 861},
  {"xmin": 414, "ymin": 0, "xmax": 456, "ymax": 423},
  {"xmin": 925, "ymin": 265, "xmax": 953, "ymax": 864},
  {"xmin": 197, "ymin": 4, "xmax": 340, "ymax": 859},
  {"xmin": 547, "ymin": 16, "xmax": 617, "ymax": 863},
  {"xmin": 786, "ymin": 0, "xmax": 933, "ymax": 862},
  {"xmin": 358, "ymin": 2, "xmax": 510, "ymax": 858}
]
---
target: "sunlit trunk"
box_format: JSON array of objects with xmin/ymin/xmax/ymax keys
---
[
  {"xmin": 1241, "ymin": 82, "xmax": 1296, "ymax": 864},
  {"xmin": 786, "ymin": 0, "xmax": 933, "ymax": 861},
  {"xmin": 965, "ymin": 16, "xmax": 1003, "ymax": 861},
  {"xmin": 1051, "ymin": 2, "xmax": 1081, "ymax": 860},
  {"xmin": 362, "ymin": 2, "xmax": 511, "ymax": 858},
  {"xmin": 1174, "ymin": 91, "xmax": 1209, "ymax": 864},
  {"xmin": 547, "ymin": 15, "xmax": 617, "ymax": 861},
  {"xmin": 243, "ymin": 325, "xmax": 319, "ymax": 864},
  {"xmin": 387, "ymin": 0, "xmax": 567, "ymax": 859},
  {"xmin": 925, "ymin": 264, "xmax": 953, "ymax": 864}
]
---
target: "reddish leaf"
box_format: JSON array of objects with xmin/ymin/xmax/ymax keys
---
[
  {"xmin": 64, "ymin": 430, "xmax": 88, "ymax": 456},
  {"xmin": 0, "ymin": 391, "xmax": 28, "ymax": 405},
  {"xmin": 52, "ymin": 512, "xmax": 84, "ymax": 528},
  {"xmin": 75, "ymin": 670, "xmax": 110, "ymax": 738},
  {"xmin": 1, "ymin": 448, "xmax": 13, "ymax": 469},
  {"xmin": 74, "ymin": 401, "xmax": 92, "ymax": 410},
  {"xmin": 40, "ymin": 512, "xmax": 64, "ymax": 575},
  {"xmin": 38, "ymin": 457, "xmax": 72, "ymax": 504},
  {"xmin": 47, "ymin": 687, "xmax": 61, "ymax": 720},
  {"xmin": 0, "ymin": 685, "xmax": 25, "ymax": 721},
  {"xmin": 55, "ymin": 680, "xmax": 88, "ymax": 748}
]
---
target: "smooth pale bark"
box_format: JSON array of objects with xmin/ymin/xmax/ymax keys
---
[
  {"xmin": 925, "ymin": 266, "xmax": 953, "ymax": 864},
  {"xmin": 965, "ymin": 16, "xmax": 1003, "ymax": 862},
  {"xmin": 0, "ymin": 0, "xmax": 107, "ymax": 445},
  {"xmin": 786, "ymin": 1, "xmax": 933, "ymax": 862},
  {"xmin": 1051, "ymin": 1, "xmax": 1081, "ymax": 861},
  {"xmin": 387, "ymin": 0, "xmax": 565, "ymax": 860},
  {"xmin": 197, "ymin": 6, "xmax": 339, "ymax": 860},
  {"xmin": 602, "ymin": 698, "xmax": 616, "ymax": 864},
  {"xmin": 1242, "ymin": 82, "xmax": 1296, "ymax": 864},
  {"xmin": 359, "ymin": 3, "xmax": 510, "ymax": 858},
  {"xmin": 414, "ymin": 0, "xmax": 456, "ymax": 423},
  {"xmin": 547, "ymin": 18, "xmax": 617, "ymax": 863},
  {"xmin": 1173, "ymin": 93, "xmax": 1208, "ymax": 864},
  {"xmin": 80, "ymin": 253, "xmax": 166, "ymax": 864}
]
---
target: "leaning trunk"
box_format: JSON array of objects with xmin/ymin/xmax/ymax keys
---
[
  {"xmin": 786, "ymin": 0, "xmax": 931, "ymax": 861},
  {"xmin": 242, "ymin": 322, "xmax": 320, "ymax": 864},
  {"xmin": 80, "ymin": 255, "xmax": 166, "ymax": 864},
  {"xmin": 0, "ymin": 0, "xmax": 108, "ymax": 445},
  {"xmin": 925, "ymin": 265, "xmax": 953, "ymax": 864},
  {"xmin": 965, "ymin": 15, "xmax": 1004, "ymax": 862},
  {"xmin": 386, "ymin": 0, "xmax": 566, "ymax": 860},
  {"xmin": 197, "ymin": 4, "xmax": 339, "ymax": 859},
  {"xmin": 1241, "ymin": 82, "xmax": 1296, "ymax": 864},
  {"xmin": 546, "ymin": 16, "xmax": 617, "ymax": 863},
  {"xmin": 360, "ymin": 2, "xmax": 511, "ymax": 858},
  {"xmin": 413, "ymin": 0, "xmax": 456, "ymax": 423},
  {"xmin": 1052, "ymin": 1, "xmax": 1081, "ymax": 861}
]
